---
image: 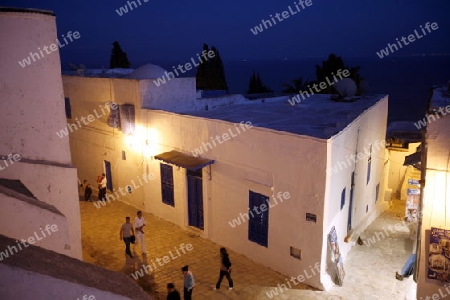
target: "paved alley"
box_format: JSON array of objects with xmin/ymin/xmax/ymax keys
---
[{"xmin": 80, "ymin": 198, "xmax": 415, "ymax": 300}]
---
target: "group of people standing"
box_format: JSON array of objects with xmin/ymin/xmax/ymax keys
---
[
  {"xmin": 119, "ymin": 212, "xmax": 233, "ymax": 300},
  {"xmin": 79, "ymin": 173, "xmax": 107, "ymax": 202}
]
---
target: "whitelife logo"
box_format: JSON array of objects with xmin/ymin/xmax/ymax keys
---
[
  {"xmin": 116, "ymin": 0, "xmax": 149, "ymax": 16},
  {"xmin": 130, "ymin": 243, "xmax": 193, "ymax": 279},
  {"xmin": 93, "ymin": 172, "xmax": 156, "ymax": 209},
  {"xmin": 56, "ymin": 102, "xmax": 118, "ymax": 138},
  {"xmin": 0, "ymin": 153, "xmax": 21, "ymax": 171},
  {"xmin": 266, "ymin": 263, "xmax": 320, "ymax": 298},
  {"xmin": 190, "ymin": 121, "xmax": 253, "ymax": 158},
  {"xmin": 326, "ymin": 140, "xmax": 385, "ymax": 175},
  {"xmin": 414, "ymin": 104, "xmax": 450, "ymax": 129},
  {"xmin": 288, "ymin": 69, "xmax": 350, "ymax": 106},
  {"xmin": 250, "ymin": 0, "xmax": 313, "ymax": 35},
  {"xmin": 77, "ymin": 296, "xmax": 95, "ymax": 300},
  {"xmin": 153, "ymin": 50, "xmax": 215, "ymax": 87},
  {"xmin": 18, "ymin": 31, "xmax": 81, "ymax": 68},
  {"xmin": 376, "ymin": 22, "xmax": 438, "ymax": 59},
  {"xmin": 0, "ymin": 224, "xmax": 59, "ymax": 261},
  {"xmin": 228, "ymin": 192, "xmax": 290, "ymax": 228}
]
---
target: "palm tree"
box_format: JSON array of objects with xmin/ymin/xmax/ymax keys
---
[{"xmin": 282, "ymin": 77, "xmax": 310, "ymax": 94}]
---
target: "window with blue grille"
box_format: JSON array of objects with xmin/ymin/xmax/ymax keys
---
[
  {"xmin": 64, "ymin": 97, "xmax": 71, "ymax": 119},
  {"xmin": 340, "ymin": 188, "xmax": 346, "ymax": 210},
  {"xmin": 160, "ymin": 164, "xmax": 174, "ymax": 206},
  {"xmin": 248, "ymin": 190, "xmax": 269, "ymax": 247}
]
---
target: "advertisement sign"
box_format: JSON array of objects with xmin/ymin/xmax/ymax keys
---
[
  {"xmin": 328, "ymin": 226, "xmax": 345, "ymax": 286},
  {"xmin": 406, "ymin": 188, "xmax": 420, "ymax": 221},
  {"xmin": 428, "ymin": 227, "xmax": 450, "ymax": 283}
]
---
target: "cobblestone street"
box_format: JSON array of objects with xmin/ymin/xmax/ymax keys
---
[{"xmin": 80, "ymin": 198, "xmax": 415, "ymax": 299}]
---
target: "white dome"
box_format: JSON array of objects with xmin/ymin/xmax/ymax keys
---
[{"xmin": 127, "ymin": 63, "xmax": 167, "ymax": 79}]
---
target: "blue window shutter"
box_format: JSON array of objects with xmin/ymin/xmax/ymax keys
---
[
  {"xmin": 340, "ymin": 188, "xmax": 346, "ymax": 210},
  {"xmin": 119, "ymin": 104, "xmax": 135, "ymax": 134},
  {"xmin": 160, "ymin": 164, "xmax": 174, "ymax": 206},
  {"xmin": 248, "ymin": 191, "xmax": 269, "ymax": 247}
]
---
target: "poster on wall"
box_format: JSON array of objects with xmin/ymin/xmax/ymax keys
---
[
  {"xmin": 428, "ymin": 227, "xmax": 450, "ymax": 283},
  {"xmin": 408, "ymin": 179, "xmax": 420, "ymax": 186},
  {"xmin": 327, "ymin": 226, "xmax": 345, "ymax": 286},
  {"xmin": 406, "ymin": 188, "xmax": 420, "ymax": 221}
]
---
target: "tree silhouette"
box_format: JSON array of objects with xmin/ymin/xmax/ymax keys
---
[
  {"xmin": 110, "ymin": 41, "xmax": 131, "ymax": 69},
  {"xmin": 247, "ymin": 71, "xmax": 273, "ymax": 94},
  {"xmin": 196, "ymin": 44, "xmax": 228, "ymax": 91},
  {"xmin": 315, "ymin": 54, "xmax": 363, "ymax": 94}
]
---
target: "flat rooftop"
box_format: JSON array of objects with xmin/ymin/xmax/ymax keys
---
[
  {"xmin": 429, "ymin": 84, "xmax": 450, "ymax": 111},
  {"xmin": 181, "ymin": 94, "xmax": 387, "ymax": 139},
  {"xmin": 62, "ymin": 68, "xmax": 134, "ymax": 78},
  {"xmin": 0, "ymin": 7, "xmax": 55, "ymax": 16}
]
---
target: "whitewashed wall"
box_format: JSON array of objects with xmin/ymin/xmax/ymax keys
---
[
  {"xmin": 0, "ymin": 265, "xmax": 134, "ymax": 300},
  {"xmin": 62, "ymin": 76, "xmax": 147, "ymax": 210},
  {"xmin": 139, "ymin": 110, "xmax": 327, "ymax": 289},
  {"xmin": 140, "ymin": 79, "xmax": 197, "ymax": 112},
  {"xmin": 417, "ymin": 115, "xmax": 450, "ymax": 299},
  {"xmin": 321, "ymin": 96, "xmax": 389, "ymax": 289},
  {"xmin": 0, "ymin": 192, "xmax": 70, "ymax": 255},
  {"xmin": 0, "ymin": 10, "xmax": 81, "ymax": 258},
  {"xmin": 0, "ymin": 11, "xmax": 71, "ymax": 164}
]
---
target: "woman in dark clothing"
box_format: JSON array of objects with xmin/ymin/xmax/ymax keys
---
[{"xmin": 214, "ymin": 247, "xmax": 234, "ymax": 290}]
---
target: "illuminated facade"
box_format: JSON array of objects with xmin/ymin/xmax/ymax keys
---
[{"xmin": 416, "ymin": 84, "xmax": 450, "ymax": 298}]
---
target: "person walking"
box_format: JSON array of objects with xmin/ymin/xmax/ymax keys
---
[
  {"xmin": 134, "ymin": 211, "xmax": 146, "ymax": 255},
  {"xmin": 214, "ymin": 247, "xmax": 234, "ymax": 290},
  {"xmin": 120, "ymin": 216, "xmax": 134, "ymax": 258},
  {"xmin": 98, "ymin": 173, "xmax": 107, "ymax": 201},
  {"xmin": 166, "ymin": 283, "xmax": 181, "ymax": 300},
  {"xmin": 182, "ymin": 265, "xmax": 195, "ymax": 300},
  {"xmin": 84, "ymin": 183, "xmax": 92, "ymax": 201}
]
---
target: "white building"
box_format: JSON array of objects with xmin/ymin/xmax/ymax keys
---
[
  {"xmin": 0, "ymin": 6, "xmax": 81, "ymax": 259},
  {"xmin": 0, "ymin": 7, "xmax": 150, "ymax": 300},
  {"xmin": 416, "ymin": 83, "xmax": 450, "ymax": 299},
  {"xmin": 62, "ymin": 64, "xmax": 389, "ymax": 290}
]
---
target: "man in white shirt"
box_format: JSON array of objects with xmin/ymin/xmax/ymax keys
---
[
  {"xmin": 98, "ymin": 173, "xmax": 107, "ymax": 201},
  {"xmin": 134, "ymin": 211, "xmax": 147, "ymax": 255}
]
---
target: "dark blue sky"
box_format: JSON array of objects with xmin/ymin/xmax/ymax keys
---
[{"xmin": 4, "ymin": 0, "xmax": 450, "ymax": 67}]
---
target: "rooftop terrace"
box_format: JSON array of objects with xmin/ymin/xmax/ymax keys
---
[{"xmin": 181, "ymin": 94, "xmax": 387, "ymax": 139}]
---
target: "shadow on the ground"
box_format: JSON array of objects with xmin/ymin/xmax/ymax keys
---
[{"xmin": 82, "ymin": 237, "xmax": 159, "ymax": 299}]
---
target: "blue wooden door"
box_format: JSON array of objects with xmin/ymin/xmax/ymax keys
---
[
  {"xmin": 104, "ymin": 160, "xmax": 113, "ymax": 191},
  {"xmin": 187, "ymin": 169, "xmax": 203, "ymax": 230}
]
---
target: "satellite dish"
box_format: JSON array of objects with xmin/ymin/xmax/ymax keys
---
[
  {"xmin": 334, "ymin": 78, "xmax": 357, "ymax": 98},
  {"xmin": 68, "ymin": 63, "xmax": 78, "ymax": 70}
]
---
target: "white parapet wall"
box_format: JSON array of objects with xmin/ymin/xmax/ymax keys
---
[{"xmin": 0, "ymin": 8, "xmax": 82, "ymax": 259}]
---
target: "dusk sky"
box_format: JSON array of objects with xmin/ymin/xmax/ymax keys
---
[{"xmin": 3, "ymin": 0, "xmax": 450, "ymax": 67}]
